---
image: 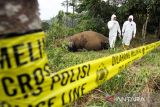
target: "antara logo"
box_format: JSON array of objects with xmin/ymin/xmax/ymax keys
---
[{"xmin": 105, "ymin": 95, "xmax": 145, "ymax": 103}]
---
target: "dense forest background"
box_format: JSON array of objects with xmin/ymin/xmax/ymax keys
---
[{"xmin": 42, "ymin": 0, "xmax": 160, "ymax": 41}]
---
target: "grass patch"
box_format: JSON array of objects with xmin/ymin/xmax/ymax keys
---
[{"xmin": 45, "ymin": 33, "xmax": 160, "ymax": 106}]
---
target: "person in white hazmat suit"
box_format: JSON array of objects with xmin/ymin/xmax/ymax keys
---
[
  {"xmin": 122, "ymin": 15, "xmax": 136, "ymax": 49},
  {"xmin": 107, "ymin": 14, "xmax": 121, "ymax": 49}
]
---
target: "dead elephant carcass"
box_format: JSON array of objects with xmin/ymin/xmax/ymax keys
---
[{"xmin": 65, "ymin": 31, "xmax": 109, "ymax": 51}]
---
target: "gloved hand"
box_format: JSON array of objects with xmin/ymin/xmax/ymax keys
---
[{"xmin": 122, "ymin": 32, "xmax": 124, "ymax": 37}]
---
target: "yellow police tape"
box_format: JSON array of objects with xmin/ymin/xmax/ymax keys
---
[{"xmin": 0, "ymin": 32, "xmax": 160, "ymax": 107}]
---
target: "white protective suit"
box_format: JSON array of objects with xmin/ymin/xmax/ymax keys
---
[
  {"xmin": 122, "ymin": 15, "xmax": 136, "ymax": 46},
  {"xmin": 107, "ymin": 14, "xmax": 121, "ymax": 48}
]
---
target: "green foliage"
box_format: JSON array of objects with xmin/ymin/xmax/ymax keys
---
[
  {"xmin": 41, "ymin": 21, "xmax": 50, "ymax": 31},
  {"xmin": 57, "ymin": 10, "xmax": 65, "ymax": 25},
  {"xmin": 44, "ymin": 0, "xmax": 160, "ymax": 40},
  {"xmin": 76, "ymin": 0, "xmax": 118, "ymax": 35},
  {"xmin": 118, "ymin": 0, "xmax": 160, "ymax": 34}
]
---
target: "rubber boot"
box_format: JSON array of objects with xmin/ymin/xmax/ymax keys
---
[
  {"xmin": 125, "ymin": 45, "xmax": 129, "ymax": 50},
  {"xmin": 123, "ymin": 45, "xmax": 129, "ymax": 50}
]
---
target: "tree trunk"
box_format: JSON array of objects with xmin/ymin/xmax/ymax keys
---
[
  {"xmin": 158, "ymin": 21, "xmax": 160, "ymax": 40},
  {"xmin": 73, "ymin": 4, "xmax": 75, "ymax": 14},
  {"xmin": 64, "ymin": 0, "xmax": 69, "ymax": 27},
  {"xmin": 71, "ymin": 5, "xmax": 75, "ymax": 27},
  {"xmin": 142, "ymin": 14, "xmax": 149, "ymax": 43},
  {"xmin": 66, "ymin": 0, "xmax": 69, "ymax": 13},
  {"xmin": 0, "ymin": 0, "xmax": 41, "ymax": 35}
]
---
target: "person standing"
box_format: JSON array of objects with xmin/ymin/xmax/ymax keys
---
[
  {"xmin": 107, "ymin": 14, "xmax": 121, "ymax": 49},
  {"xmin": 122, "ymin": 15, "xmax": 136, "ymax": 49}
]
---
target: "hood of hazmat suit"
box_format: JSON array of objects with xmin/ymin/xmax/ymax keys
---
[
  {"xmin": 108, "ymin": 14, "xmax": 116, "ymax": 29},
  {"xmin": 111, "ymin": 14, "xmax": 116, "ymax": 21},
  {"xmin": 128, "ymin": 15, "xmax": 133, "ymax": 21}
]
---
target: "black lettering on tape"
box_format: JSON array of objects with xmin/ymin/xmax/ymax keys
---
[
  {"xmin": 80, "ymin": 66, "xmax": 86, "ymax": 78},
  {"xmin": 119, "ymin": 55, "xmax": 122, "ymax": 63},
  {"xmin": 81, "ymin": 83, "xmax": 86, "ymax": 95},
  {"xmin": 1, "ymin": 63, "xmax": 51, "ymax": 98},
  {"xmin": 28, "ymin": 42, "xmax": 39, "ymax": 62},
  {"xmin": 77, "ymin": 64, "xmax": 90, "ymax": 80},
  {"xmin": 50, "ymin": 74, "xmax": 60, "ymax": 90},
  {"xmin": 24, "ymin": 94, "xmax": 29, "ymax": 99},
  {"xmin": 142, "ymin": 48, "xmax": 145, "ymax": 55},
  {"xmin": 0, "ymin": 101, "xmax": 11, "ymax": 107},
  {"xmin": 0, "ymin": 101, "xmax": 19, "ymax": 107},
  {"xmin": 70, "ymin": 69, "xmax": 75, "ymax": 83},
  {"xmin": 62, "ymin": 93, "xmax": 67, "ymax": 106},
  {"xmin": 61, "ymin": 71, "xmax": 70, "ymax": 86},
  {"xmin": 28, "ymin": 105, "xmax": 32, "ymax": 107},
  {"xmin": 36, "ymin": 101, "xmax": 45, "ymax": 107},
  {"xmin": 44, "ymin": 63, "xmax": 51, "ymax": 76},
  {"xmin": 33, "ymin": 68, "xmax": 44, "ymax": 85},
  {"xmin": 131, "ymin": 50, "xmax": 137, "ymax": 57},
  {"xmin": 2, "ymin": 77, "xmax": 17, "ymax": 96},
  {"xmin": 69, "ymin": 89, "xmax": 72, "ymax": 103},
  {"xmin": 72, "ymin": 86, "xmax": 80, "ymax": 99},
  {"xmin": 112, "ymin": 53, "xmax": 130, "ymax": 66},
  {"xmin": 61, "ymin": 83, "xmax": 87, "ymax": 106},
  {"xmin": 118, "ymin": 64, "xmax": 125, "ymax": 71},
  {"xmin": 48, "ymin": 96, "xmax": 56, "ymax": 107},
  {"xmin": 137, "ymin": 49, "xmax": 141, "ymax": 54},
  {"xmin": 13, "ymin": 44, "xmax": 28, "ymax": 67},
  {"xmin": 32, "ymin": 87, "xmax": 42, "ymax": 97},
  {"xmin": 0, "ymin": 47, "xmax": 11, "ymax": 69},
  {"xmin": 37, "ymin": 39, "xmax": 43, "ymax": 58},
  {"xmin": 0, "ymin": 37, "xmax": 45, "ymax": 70},
  {"xmin": 87, "ymin": 64, "xmax": 90, "ymax": 76},
  {"xmin": 112, "ymin": 56, "xmax": 115, "ymax": 66},
  {"xmin": 81, "ymin": 65, "xmax": 88, "ymax": 78},
  {"xmin": 42, "ymin": 38, "xmax": 45, "ymax": 51},
  {"xmin": 17, "ymin": 74, "xmax": 33, "ymax": 93},
  {"xmin": 77, "ymin": 67, "xmax": 81, "ymax": 80}
]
